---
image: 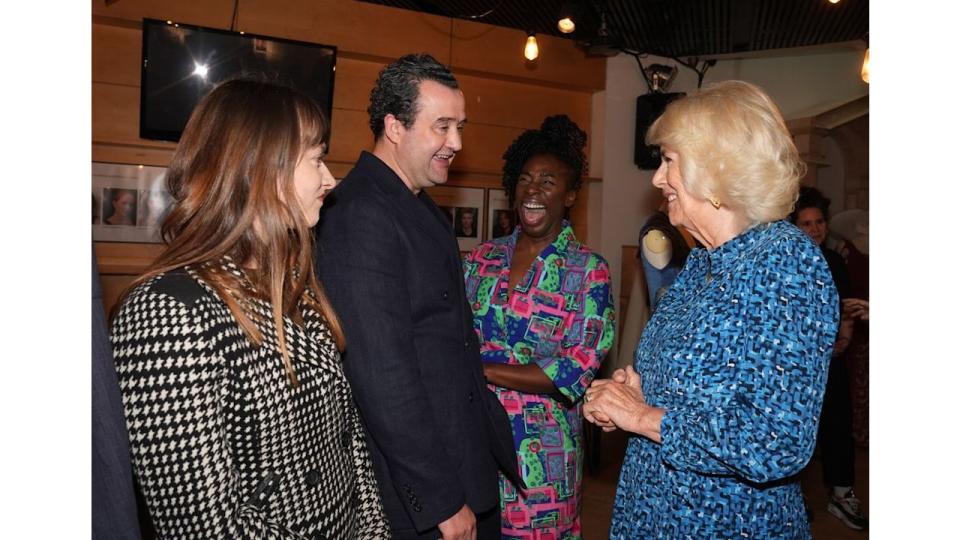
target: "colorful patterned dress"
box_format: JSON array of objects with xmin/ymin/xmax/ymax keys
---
[
  {"xmin": 464, "ymin": 222, "xmax": 615, "ymax": 539},
  {"xmin": 609, "ymin": 220, "xmax": 839, "ymax": 539}
]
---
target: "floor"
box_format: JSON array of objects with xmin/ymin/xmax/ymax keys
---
[{"xmin": 581, "ymin": 429, "xmax": 869, "ymax": 539}]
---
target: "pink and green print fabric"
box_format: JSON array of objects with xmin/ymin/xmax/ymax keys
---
[{"xmin": 463, "ymin": 222, "xmax": 615, "ymax": 539}]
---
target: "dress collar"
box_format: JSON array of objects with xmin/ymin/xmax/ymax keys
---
[
  {"xmin": 693, "ymin": 221, "xmax": 779, "ymax": 277},
  {"xmin": 502, "ymin": 220, "xmax": 576, "ymax": 263}
]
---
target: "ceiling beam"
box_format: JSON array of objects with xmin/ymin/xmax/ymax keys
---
[{"xmin": 815, "ymin": 95, "xmax": 869, "ymax": 130}]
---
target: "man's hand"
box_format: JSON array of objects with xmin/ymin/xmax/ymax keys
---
[{"xmin": 438, "ymin": 504, "xmax": 476, "ymax": 540}]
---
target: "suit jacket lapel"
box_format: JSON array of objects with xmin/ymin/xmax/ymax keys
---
[
  {"xmin": 416, "ymin": 190, "xmax": 464, "ymax": 270},
  {"xmin": 355, "ymin": 152, "xmax": 461, "ymax": 268}
]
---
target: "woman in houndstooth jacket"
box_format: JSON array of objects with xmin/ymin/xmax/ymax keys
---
[{"xmin": 110, "ymin": 78, "xmax": 389, "ymax": 539}]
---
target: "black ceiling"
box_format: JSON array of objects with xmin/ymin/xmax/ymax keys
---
[{"xmin": 357, "ymin": 0, "xmax": 868, "ymax": 59}]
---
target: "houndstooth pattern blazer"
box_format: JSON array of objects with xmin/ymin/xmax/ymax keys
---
[{"xmin": 111, "ymin": 260, "xmax": 389, "ymax": 539}]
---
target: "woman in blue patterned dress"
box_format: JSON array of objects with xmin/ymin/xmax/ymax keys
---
[{"xmin": 583, "ymin": 81, "xmax": 839, "ymax": 539}]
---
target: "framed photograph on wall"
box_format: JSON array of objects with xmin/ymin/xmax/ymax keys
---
[
  {"xmin": 487, "ymin": 188, "xmax": 516, "ymax": 240},
  {"xmin": 426, "ymin": 185, "xmax": 485, "ymax": 253},
  {"xmin": 93, "ymin": 162, "xmax": 171, "ymax": 243}
]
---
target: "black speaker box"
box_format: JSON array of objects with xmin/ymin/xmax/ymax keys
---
[{"xmin": 634, "ymin": 92, "xmax": 685, "ymax": 169}]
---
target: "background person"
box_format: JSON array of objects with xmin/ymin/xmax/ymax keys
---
[
  {"xmin": 110, "ymin": 79, "xmax": 388, "ymax": 539},
  {"xmin": 463, "ymin": 115, "xmax": 615, "ymax": 539},
  {"xmin": 583, "ymin": 81, "xmax": 838, "ymax": 539},
  {"xmin": 314, "ymin": 53, "xmax": 521, "ymax": 540},
  {"xmin": 790, "ymin": 186, "xmax": 868, "ymax": 530}
]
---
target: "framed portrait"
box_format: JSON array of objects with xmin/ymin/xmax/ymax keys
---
[
  {"xmin": 487, "ymin": 189, "xmax": 516, "ymax": 240},
  {"xmin": 93, "ymin": 162, "xmax": 171, "ymax": 243},
  {"xmin": 426, "ymin": 185, "xmax": 485, "ymax": 253}
]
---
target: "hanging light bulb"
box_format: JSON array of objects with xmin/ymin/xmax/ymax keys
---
[
  {"xmin": 524, "ymin": 33, "xmax": 539, "ymax": 61},
  {"xmin": 861, "ymin": 47, "xmax": 869, "ymax": 83},
  {"xmin": 557, "ymin": 0, "xmax": 576, "ymax": 33},
  {"xmin": 828, "ymin": 0, "xmax": 841, "ymax": 4}
]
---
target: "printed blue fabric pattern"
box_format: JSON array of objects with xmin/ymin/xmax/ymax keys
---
[{"xmin": 610, "ymin": 220, "xmax": 839, "ymax": 539}]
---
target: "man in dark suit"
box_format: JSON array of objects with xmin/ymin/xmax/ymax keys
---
[
  {"xmin": 314, "ymin": 53, "xmax": 520, "ymax": 540},
  {"xmin": 92, "ymin": 252, "xmax": 142, "ymax": 540}
]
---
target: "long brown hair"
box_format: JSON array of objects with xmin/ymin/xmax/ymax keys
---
[{"xmin": 117, "ymin": 78, "xmax": 344, "ymax": 385}]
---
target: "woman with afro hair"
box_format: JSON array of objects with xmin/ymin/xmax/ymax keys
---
[{"xmin": 463, "ymin": 115, "xmax": 615, "ymax": 539}]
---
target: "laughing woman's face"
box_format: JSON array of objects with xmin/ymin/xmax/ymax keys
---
[{"xmin": 514, "ymin": 153, "xmax": 577, "ymax": 244}]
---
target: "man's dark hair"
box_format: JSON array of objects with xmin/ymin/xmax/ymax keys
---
[
  {"xmin": 789, "ymin": 186, "xmax": 831, "ymax": 224},
  {"xmin": 368, "ymin": 53, "xmax": 459, "ymax": 140},
  {"xmin": 501, "ymin": 115, "xmax": 588, "ymax": 207}
]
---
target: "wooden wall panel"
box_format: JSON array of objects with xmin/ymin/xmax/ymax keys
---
[
  {"xmin": 451, "ymin": 20, "xmax": 605, "ymax": 91},
  {"xmin": 326, "ymin": 108, "xmax": 374, "ymax": 167},
  {"xmin": 458, "ymin": 73, "xmax": 592, "ymax": 131},
  {"xmin": 93, "ymin": 83, "xmax": 147, "ymax": 147},
  {"xmin": 237, "ymin": 0, "xmax": 453, "ymax": 64},
  {"xmin": 92, "ymin": 23, "xmax": 141, "ymax": 86},
  {"xmin": 93, "ymin": 143, "xmax": 173, "ymax": 168},
  {"xmin": 95, "ymin": 242, "xmax": 166, "ymax": 274},
  {"xmin": 92, "ymin": 0, "xmax": 237, "ymax": 28},
  {"xmin": 333, "ymin": 57, "xmax": 385, "ymax": 113},
  {"xmin": 453, "ymin": 123, "xmax": 525, "ymax": 174}
]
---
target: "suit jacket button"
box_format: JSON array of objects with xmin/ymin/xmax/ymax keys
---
[
  {"xmin": 468, "ymin": 392, "xmax": 474, "ymax": 402},
  {"xmin": 441, "ymin": 291, "xmax": 449, "ymax": 300},
  {"xmin": 341, "ymin": 430, "xmax": 351, "ymax": 449},
  {"xmin": 464, "ymin": 340, "xmax": 469, "ymax": 348},
  {"xmin": 305, "ymin": 469, "xmax": 321, "ymax": 486}
]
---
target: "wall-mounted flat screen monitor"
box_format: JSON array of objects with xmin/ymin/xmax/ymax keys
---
[{"xmin": 140, "ymin": 18, "xmax": 337, "ymax": 143}]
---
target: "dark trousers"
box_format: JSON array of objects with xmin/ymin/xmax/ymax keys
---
[{"xmin": 817, "ymin": 356, "xmax": 855, "ymax": 487}]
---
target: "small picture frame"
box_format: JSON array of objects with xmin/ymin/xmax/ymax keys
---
[
  {"xmin": 93, "ymin": 162, "xmax": 171, "ymax": 243},
  {"xmin": 426, "ymin": 185, "xmax": 485, "ymax": 253},
  {"xmin": 487, "ymin": 189, "xmax": 516, "ymax": 240}
]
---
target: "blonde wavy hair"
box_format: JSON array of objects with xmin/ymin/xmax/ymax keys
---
[{"xmin": 647, "ymin": 80, "xmax": 805, "ymax": 225}]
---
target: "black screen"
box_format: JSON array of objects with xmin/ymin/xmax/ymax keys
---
[{"xmin": 140, "ymin": 19, "xmax": 336, "ymax": 143}]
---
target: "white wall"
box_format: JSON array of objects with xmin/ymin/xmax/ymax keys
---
[
  {"xmin": 595, "ymin": 49, "xmax": 869, "ymax": 314},
  {"xmin": 818, "ymin": 134, "xmax": 846, "ymax": 210}
]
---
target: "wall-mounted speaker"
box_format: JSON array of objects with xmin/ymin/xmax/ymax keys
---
[{"xmin": 634, "ymin": 92, "xmax": 685, "ymax": 169}]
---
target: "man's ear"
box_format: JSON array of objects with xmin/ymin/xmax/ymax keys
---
[
  {"xmin": 383, "ymin": 113, "xmax": 404, "ymax": 145},
  {"xmin": 564, "ymin": 189, "xmax": 578, "ymax": 208}
]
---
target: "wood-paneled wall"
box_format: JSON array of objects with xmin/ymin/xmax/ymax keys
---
[{"xmin": 92, "ymin": 0, "xmax": 605, "ymax": 312}]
